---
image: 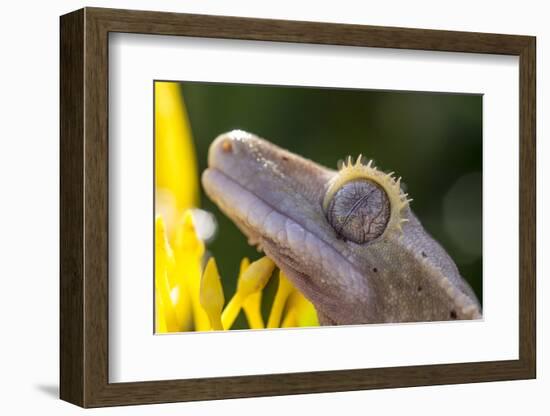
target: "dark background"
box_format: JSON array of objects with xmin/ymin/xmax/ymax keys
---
[{"xmin": 181, "ymin": 82, "xmax": 483, "ymax": 328}]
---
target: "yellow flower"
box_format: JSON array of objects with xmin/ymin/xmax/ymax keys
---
[
  {"xmin": 154, "ymin": 81, "xmax": 319, "ymax": 332},
  {"xmin": 155, "ymin": 81, "xmax": 204, "ymax": 332}
]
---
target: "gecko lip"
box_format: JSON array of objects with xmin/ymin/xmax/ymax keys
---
[
  {"xmin": 201, "ymin": 167, "xmax": 322, "ymax": 269},
  {"xmin": 201, "ymin": 166, "xmax": 315, "ymax": 277}
]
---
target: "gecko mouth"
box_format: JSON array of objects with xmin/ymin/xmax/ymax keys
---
[
  {"xmin": 202, "ymin": 167, "xmax": 316, "ymax": 271},
  {"xmin": 202, "ymin": 167, "xmax": 315, "ymax": 288}
]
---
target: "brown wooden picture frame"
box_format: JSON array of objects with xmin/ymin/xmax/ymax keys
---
[{"xmin": 60, "ymin": 7, "xmax": 536, "ymax": 408}]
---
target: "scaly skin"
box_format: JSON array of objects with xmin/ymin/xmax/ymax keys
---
[{"xmin": 202, "ymin": 130, "xmax": 482, "ymax": 325}]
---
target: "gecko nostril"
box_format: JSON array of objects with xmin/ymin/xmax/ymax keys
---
[
  {"xmin": 372, "ymin": 267, "xmax": 378, "ymax": 273},
  {"xmin": 222, "ymin": 139, "xmax": 233, "ymax": 153},
  {"xmin": 417, "ymin": 286, "xmax": 422, "ymax": 292},
  {"xmin": 421, "ymin": 251, "xmax": 427, "ymax": 258},
  {"xmin": 450, "ymin": 310, "xmax": 457, "ymax": 319}
]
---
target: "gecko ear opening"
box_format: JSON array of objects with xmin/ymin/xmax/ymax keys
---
[{"xmin": 323, "ymin": 155, "xmax": 412, "ymax": 243}]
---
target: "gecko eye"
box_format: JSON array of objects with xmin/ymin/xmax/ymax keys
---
[
  {"xmin": 323, "ymin": 155, "xmax": 411, "ymax": 244},
  {"xmin": 326, "ymin": 179, "xmax": 391, "ymax": 244}
]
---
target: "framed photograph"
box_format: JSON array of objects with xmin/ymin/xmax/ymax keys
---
[{"xmin": 60, "ymin": 7, "xmax": 536, "ymax": 407}]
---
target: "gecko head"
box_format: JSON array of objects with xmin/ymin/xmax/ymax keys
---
[
  {"xmin": 202, "ymin": 130, "xmax": 481, "ymax": 325},
  {"xmin": 202, "ymin": 130, "xmax": 394, "ymax": 324}
]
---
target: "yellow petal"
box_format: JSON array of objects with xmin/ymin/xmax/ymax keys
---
[
  {"xmin": 174, "ymin": 211, "xmax": 210, "ymax": 331},
  {"xmin": 174, "ymin": 210, "xmax": 205, "ymax": 259},
  {"xmin": 200, "ymin": 258, "xmax": 225, "ymax": 331},
  {"xmin": 240, "ymin": 258, "xmax": 264, "ymax": 329},
  {"xmin": 220, "ymin": 294, "xmax": 243, "ymax": 330},
  {"xmin": 155, "ymin": 289, "xmax": 168, "ymax": 333},
  {"xmin": 171, "ymin": 210, "xmax": 204, "ymax": 331},
  {"xmin": 284, "ymin": 289, "xmax": 319, "ymax": 328},
  {"xmin": 171, "ymin": 282, "xmax": 192, "ymax": 332},
  {"xmin": 222, "ymin": 256, "xmax": 275, "ymax": 329},
  {"xmin": 243, "ymin": 292, "xmax": 263, "ymax": 329},
  {"xmin": 281, "ymin": 308, "xmax": 298, "ymax": 328},
  {"xmin": 155, "ymin": 215, "xmax": 176, "ymax": 280},
  {"xmin": 155, "ymin": 216, "xmax": 179, "ymax": 332},
  {"xmin": 155, "ymin": 82, "xmax": 199, "ymax": 215},
  {"xmin": 267, "ymin": 270, "xmax": 294, "ymax": 328},
  {"xmin": 238, "ymin": 258, "xmax": 250, "ymax": 281},
  {"xmin": 237, "ymin": 256, "xmax": 275, "ymax": 298}
]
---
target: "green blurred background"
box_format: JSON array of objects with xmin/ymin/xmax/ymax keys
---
[{"xmin": 180, "ymin": 82, "xmax": 482, "ymax": 327}]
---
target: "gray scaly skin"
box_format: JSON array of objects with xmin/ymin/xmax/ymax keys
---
[{"xmin": 202, "ymin": 130, "xmax": 482, "ymax": 325}]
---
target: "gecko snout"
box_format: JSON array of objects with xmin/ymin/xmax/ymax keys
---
[{"xmin": 207, "ymin": 130, "xmax": 258, "ymax": 170}]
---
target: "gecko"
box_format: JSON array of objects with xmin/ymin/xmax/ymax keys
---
[{"xmin": 202, "ymin": 130, "xmax": 482, "ymax": 325}]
